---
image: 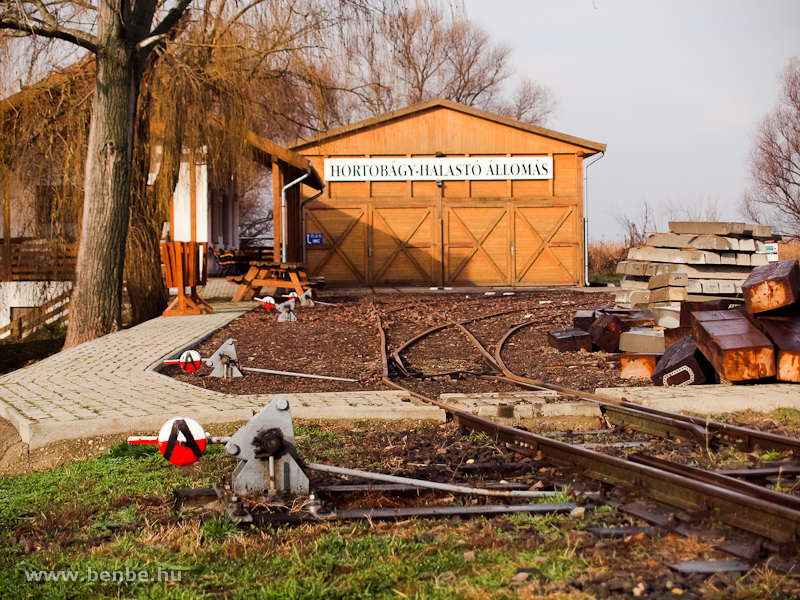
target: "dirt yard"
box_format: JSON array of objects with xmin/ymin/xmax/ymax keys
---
[{"xmin": 166, "ymin": 289, "xmax": 649, "ymax": 396}]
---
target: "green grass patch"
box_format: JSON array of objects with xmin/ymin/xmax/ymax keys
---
[
  {"xmin": 0, "ymin": 441, "xmax": 231, "ymax": 527},
  {"xmin": 4, "ymin": 425, "xmax": 797, "ymax": 599},
  {"xmin": 0, "ymin": 435, "xmax": 595, "ymax": 600}
]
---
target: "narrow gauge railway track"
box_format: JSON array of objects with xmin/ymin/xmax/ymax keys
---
[
  {"xmin": 370, "ymin": 297, "xmax": 800, "ymax": 566},
  {"xmin": 381, "ymin": 298, "xmax": 800, "ymax": 455}
]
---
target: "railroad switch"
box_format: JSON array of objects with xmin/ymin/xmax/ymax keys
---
[
  {"xmin": 130, "ymin": 395, "xmax": 558, "ymax": 524},
  {"xmin": 205, "ymin": 338, "xmax": 243, "ymax": 378},
  {"xmin": 276, "ymin": 299, "xmax": 297, "ymax": 322}
]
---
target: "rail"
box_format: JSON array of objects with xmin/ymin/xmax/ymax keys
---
[{"xmin": 373, "ymin": 305, "xmax": 800, "ymax": 546}]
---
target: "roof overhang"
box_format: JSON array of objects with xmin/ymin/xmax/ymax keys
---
[{"xmin": 246, "ymin": 130, "xmax": 324, "ymax": 190}]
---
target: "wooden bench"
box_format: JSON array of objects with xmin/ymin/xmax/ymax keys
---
[{"xmin": 228, "ymin": 262, "xmax": 323, "ymax": 302}]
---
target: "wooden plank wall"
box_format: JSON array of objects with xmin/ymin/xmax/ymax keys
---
[{"xmin": 303, "ymin": 153, "xmax": 583, "ymax": 287}]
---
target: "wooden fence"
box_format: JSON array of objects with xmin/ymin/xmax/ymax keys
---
[
  {"xmin": 1, "ymin": 241, "xmax": 78, "ymax": 281},
  {"xmin": 0, "ymin": 289, "xmax": 72, "ymax": 340}
]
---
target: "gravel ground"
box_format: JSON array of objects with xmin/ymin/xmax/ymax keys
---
[{"xmin": 167, "ymin": 289, "xmax": 651, "ymax": 396}]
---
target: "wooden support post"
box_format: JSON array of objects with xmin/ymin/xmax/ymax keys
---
[
  {"xmin": 435, "ymin": 177, "xmax": 444, "ymax": 288},
  {"xmin": 573, "ymin": 309, "xmax": 599, "ymax": 331},
  {"xmin": 692, "ymin": 310, "xmax": 776, "ymax": 381},
  {"xmin": 588, "ymin": 313, "xmax": 627, "ymax": 353},
  {"xmin": 679, "ymin": 299, "xmax": 746, "ymax": 328},
  {"xmin": 664, "ymin": 327, "xmax": 692, "ymax": 348},
  {"xmin": 572, "ymin": 305, "xmax": 613, "ymax": 331},
  {"xmin": 189, "ymin": 150, "xmax": 197, "ymax": 244},
  {"xmin": 755, "ymin": 315, "xmax": 800, "ymax": 382},
  {"xmin": 2, "ymin": 164, "xmax": 11, "ymax": 281}
]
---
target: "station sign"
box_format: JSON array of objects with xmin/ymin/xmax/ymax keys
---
[
  {"xmin": 324, "ymin": 156, "xmax": 553, "ymax": 182},
  {"xmin": 764, "ymin": 242, "xmax": 779, "ymax": 262},
  {"xmin": 306, "ymin": 233, "xmax": 324, "ymax": 245}
]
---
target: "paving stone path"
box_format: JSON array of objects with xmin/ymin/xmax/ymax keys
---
[
  {"xmin": 601, "ymin": 384, "xmax": 800, "ymax": 415},
  {"xmin": 0, "ymin": 302, "xmax": 441, "ymax": 449}
]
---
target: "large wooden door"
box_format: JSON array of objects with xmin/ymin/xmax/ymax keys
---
[
  {"xmin": 513, "ymin": 204, "xmax": 579, "ymax": 285},
  {"xmin": 305, "ymin": 206, "xmax": 368, "ymax": 284},
  {"xmin": 370, "ymin": 205, "xmax": 437, "ymax": 285},
  {"xmin": 306, "ymin": 200, "xmax": 580, "ymax": 287},
  {"xmin": 443, "ymin": 202, "xmax": 511, "ymax": 286}
]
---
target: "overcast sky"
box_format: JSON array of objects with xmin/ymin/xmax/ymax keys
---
[{"xmin": 463, "ymin": 0, "xmax": 800, "ymax": 240}]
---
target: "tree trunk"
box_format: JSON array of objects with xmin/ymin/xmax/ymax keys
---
[
  {"xmin": 63, "ymin": 29, "xmax": 136, "ymax": 347},
  {"xmin": 124, "ymin": 85, "xmax": 165, "ymax": 325},
  {"xmin": 124, "ymin": 81, "xmax": 185, "ymax": 325},
  {"xmin": 125, "ymin": 212, "xmax": 169, "ymax": 324}
]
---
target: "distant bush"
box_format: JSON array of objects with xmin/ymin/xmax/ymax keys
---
[{"xmin": 588, "ymin": 241, "xmax": 628, "ymax": 283}]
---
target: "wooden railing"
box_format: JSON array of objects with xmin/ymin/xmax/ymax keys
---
[
  {"xmin": 0, "ymin": 241, "xmax": 79, "ymax": 281},
  {"xmin": 0, "ymin": 289, "xmax": 71, "ymax": 340}
]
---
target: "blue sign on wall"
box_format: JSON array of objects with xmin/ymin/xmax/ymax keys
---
[{"xmin": 306, "ymin": 233, "xmax": 323, "ymax": 245}]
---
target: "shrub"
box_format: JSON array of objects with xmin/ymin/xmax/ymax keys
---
[{"xmin": 587, "ymin": 241, "xmax": 628, "ymax": 282}]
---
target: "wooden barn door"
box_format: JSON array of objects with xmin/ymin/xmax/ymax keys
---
[
  {"xmin": 442, "ymin": 201, "xmax": 511, "ymax": 286},
  {"xmin": 370, "ymin": 204, "xmax": 437, "ymax": 286},
  {"xmin": 512, "ymin": 204, "xmax": 579, "ymax": 285},
  {"xmin": 304, "ymin": 206, "xmax": 368, "ymax": 284}
]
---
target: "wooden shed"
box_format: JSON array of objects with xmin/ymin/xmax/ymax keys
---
[{"xmin": 288, "ymin": 98, "xmax": 605, "ymax": 287}]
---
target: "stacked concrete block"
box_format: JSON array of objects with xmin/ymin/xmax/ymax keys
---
[
  {"xmin": 615, "ymin": 221, "xmax": 774, "ymax": 308},
  {"xmin": 557, "ymin": 258, "xmax": 799, "ymax": 387}
]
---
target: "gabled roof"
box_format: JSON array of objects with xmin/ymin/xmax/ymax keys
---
[{"xmin": 288, "ymin": 98, "xmax": 606, "ymax": 154}]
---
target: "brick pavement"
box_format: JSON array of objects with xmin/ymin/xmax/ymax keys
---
[
  {"xmin": 440, "ymin": 392, "xmax": 601, "ymax": 420},
  {"xmin": 599, "ymin": 384, "xmax": 800, "ymax": 415},
  {"xmin": 0, "ymin": 301, "xmax": 442, "ymax": 449}
]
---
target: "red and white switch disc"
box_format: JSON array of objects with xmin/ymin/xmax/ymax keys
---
[
  {"xmin": 157, "ymin": 417, "xmax": 207, "ymax": 465},
  {"xmin": 180, "ymin": 350, "xmax": 202, "ymax": 373},
  {"xmin": 255, "ymin": 296, "xmax": 275, "ymax": 310},
  {"xmin": 163, "ymin": 350, "xmax": 202, "ymax": 372}
]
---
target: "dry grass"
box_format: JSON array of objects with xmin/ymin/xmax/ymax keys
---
[
  {"xmin": 587, "ymin": 241, "xmax": 628, "ymax": 282},
  {"xmin": 779, "ymin": 240, "xmax": 800, "ymax": 261}
]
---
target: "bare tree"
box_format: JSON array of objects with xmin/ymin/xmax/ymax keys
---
[
  {"xmin": 494, "ymin": 76, "xmax": 558, "ymax": 125},
  {"xmin": 740, "ymin": 56, "xmax": 800, "ymax": 238},
  {"xmin": 612, "ymin": 199, "xmax": 661, "ymax": 248},
  {"xmin": 119, "ymin": 0, "xmax": 392, "ymax": 322},
  {"xmin": 443, "ymin": 16, "xmax": 510, "ymax": 108},
  {"xmin": 2, "ymin": 0, "xmax": 391, "ymax": 338},
  {"xmin": 661, "ymin": 193, "xmax": 722, "ymax": 224},
  {"xmin": 336, "ymin": 0, "xmax": 556, "ymax": 125}
]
